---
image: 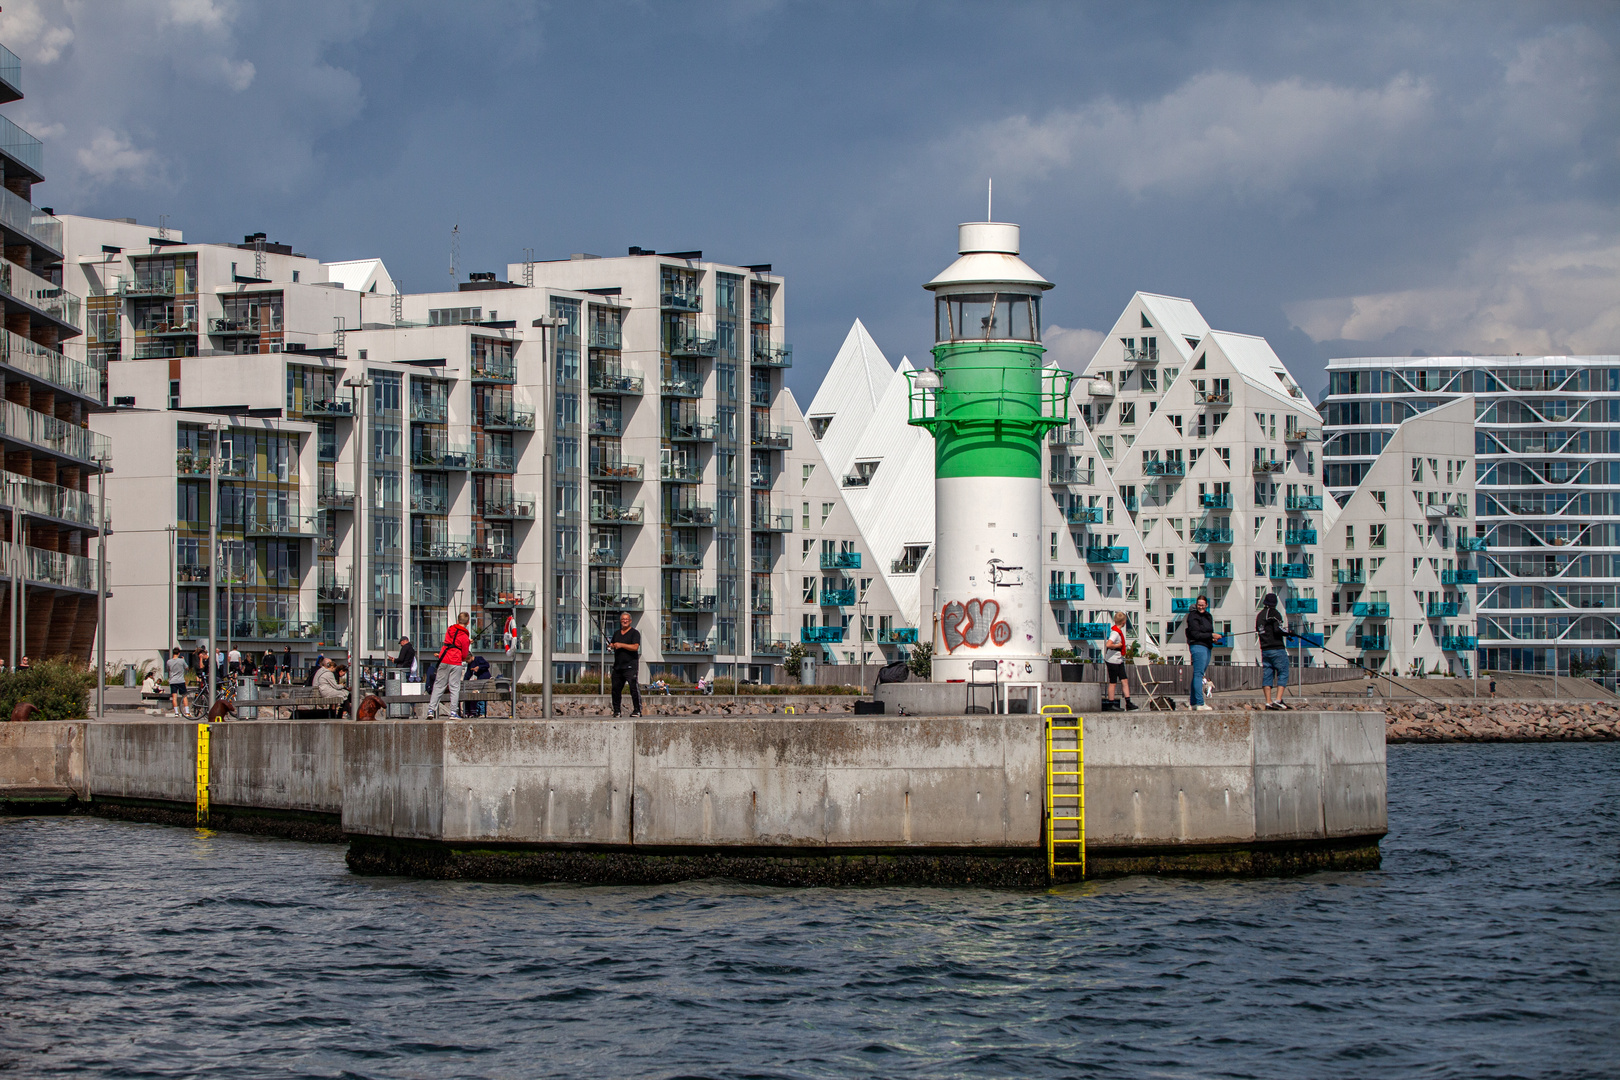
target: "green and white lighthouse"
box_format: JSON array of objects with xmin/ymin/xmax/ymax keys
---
[{"xmin": 907, "ymin": 220, "xmax": 1074, "ymax": 682}]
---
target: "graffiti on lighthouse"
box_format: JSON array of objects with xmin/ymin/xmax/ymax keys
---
[{"xmin": 941, "ymin": 598, "xmax": 1013, "ymax": 652}]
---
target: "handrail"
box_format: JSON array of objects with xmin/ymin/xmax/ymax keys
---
[
  {"xmin": 2, "ymin": 327, "xmax": 100, "ymax": 400},
  {"xmin": 0, "ymin": 399, "xmax": 110, "ymax": 462}
]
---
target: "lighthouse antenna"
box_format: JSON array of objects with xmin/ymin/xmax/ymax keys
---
[{"xmin": 987, "ymin": 178, "xmax": 993, "ymax": 222}]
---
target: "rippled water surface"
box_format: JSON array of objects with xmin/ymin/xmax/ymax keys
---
[{"xmin": 3, "ymin": 744, "xmax": 1617, "ymax": 1079}]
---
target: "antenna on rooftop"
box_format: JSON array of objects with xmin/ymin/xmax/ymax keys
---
[
  {"xmin": 987, "ymin": 178, "xmax": 992, "ymax": 222},
  {"xmin": 391, "ymin": 280, "xmax": 402, "ymax": 325},
  {"xmin": 158, "ymin": 214, "xmax": 170, "ymax": 240},
  {"xmin": 449, "ymin": 224, "xmax": 460, "ymax": 282},
  {"xmin": 522, "ymin": 247, "xmax": 534, "ymax": 288}
]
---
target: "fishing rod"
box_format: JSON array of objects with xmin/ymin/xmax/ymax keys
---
[{"xmin": 1212, "ymin": 626, "xmax": 1454, "ymax": 708}]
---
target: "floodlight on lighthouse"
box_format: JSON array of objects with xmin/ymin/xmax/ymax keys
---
[{"xmin": 914, "ymin": 369, "xmax": 943, "ymax": 390}]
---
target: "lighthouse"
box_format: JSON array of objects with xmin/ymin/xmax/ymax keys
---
[{"xmin": 907, "ymin": 219, "xmax": 1073, "ymax": 683}]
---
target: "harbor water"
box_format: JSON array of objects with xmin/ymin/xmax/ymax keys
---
[{"xmin": 2, "ymin": 743, "xmax": 1616, "ymax": 1079}]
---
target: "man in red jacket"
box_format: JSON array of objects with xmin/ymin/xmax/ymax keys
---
[{"xmin": 425, "ymin": 612, "xmax": 473, "ymax": 719}]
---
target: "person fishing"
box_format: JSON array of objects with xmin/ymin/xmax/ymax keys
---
[{"xmin": 1256, "ymin": 593, "xmax": 1291, "ymax": 710}]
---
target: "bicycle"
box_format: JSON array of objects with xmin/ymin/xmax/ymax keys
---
[{"xmin": 183, "ymin": 672, "xmax": 238, "ymax": 720}]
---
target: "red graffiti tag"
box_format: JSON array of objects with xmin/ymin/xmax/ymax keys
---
[{"xmin": 941, "ymin": 598, "xmax": 1012, "ymax": 652}]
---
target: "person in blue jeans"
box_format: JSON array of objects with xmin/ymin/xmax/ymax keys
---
[
  {"xmin": 1256, "ymin": 593, "xmax": 1291, "ymax": 710},
  {"xmin": 1184, "ymin": 595, "xmax": 1217, "ymax": 711}
]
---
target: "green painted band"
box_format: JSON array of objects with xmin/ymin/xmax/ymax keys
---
[{"xmin": 925, "ymin": 340, "xmax": 1062, "ymax": 477}]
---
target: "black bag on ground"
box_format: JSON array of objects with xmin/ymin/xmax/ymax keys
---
[{"xmin": 876, "ymin": 661, "xmax": 909, "ymax": 685}]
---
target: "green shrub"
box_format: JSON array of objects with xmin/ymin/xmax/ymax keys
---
[
  {"xmin": 907, "ymin": 642, "xmax": 933, "ymax": 680},
  {"xmin": 0, "ymin": 659, "xmax": 94, "ymax": 721}
]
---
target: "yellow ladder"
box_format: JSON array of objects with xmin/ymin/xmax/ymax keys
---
[{"xmin": 1044, "ymin": 707, "xmax": 1084, "ymax": 880}]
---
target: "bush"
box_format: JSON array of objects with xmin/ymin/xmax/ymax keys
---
[
  {"xmin": 0, "ymin": 659, "xmax": 94, "ymax": 721},
  {"xmin": 783, "ymin": 643, "xmax": 806, "ymax": 681},
  {"xmin": 907, "ymin": 642, "xmax": 933, "ymax": 680}
]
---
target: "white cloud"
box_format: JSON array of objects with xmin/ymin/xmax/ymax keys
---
[
  {"xmin": 1285, "ymin": 229, "xmax": 1620, "ymax": 356},
  {"xmin": 951, "ymin": 71, "xmax": 1434, "ymax": 204},
  {"xmin": 75, "ymin": 128, "xmax": 160, "ymax": 186},
  {"xmin": 1043, "ymin": 324, "xmax": 1105, "ymax": 371},
  {"xmin": 0, "ymin": 0, "xmax": 74, "ymax": 63}
]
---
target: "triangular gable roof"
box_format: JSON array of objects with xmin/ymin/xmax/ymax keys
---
[
  {"xmin": 324, "ymin": 258, "xmax": 397, "ymax": 295},
  {"xmin": 1202, "ymin": 331, "xmax": 1321, "ymax": 418},
  {"xmin": 1138, "ymin": 292, "xmax": 1211, "ymax": 354},
  {"xmin": 804, "ymin": 319, "xmax": 896, "ymax": 477}
]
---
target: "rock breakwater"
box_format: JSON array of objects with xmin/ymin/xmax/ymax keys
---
[{"xmin": 1380, "ymin": 701, "xmax": 1620, "ymax": 742}]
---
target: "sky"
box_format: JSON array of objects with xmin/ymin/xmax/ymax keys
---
[{"xmin": 1, "ymin": 0, "xmax": 1615, "ymax": 399}]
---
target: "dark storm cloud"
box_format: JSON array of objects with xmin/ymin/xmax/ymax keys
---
[{"xmin": 3, "ymin": 0, "xmax": 1615, "ymax": 395}]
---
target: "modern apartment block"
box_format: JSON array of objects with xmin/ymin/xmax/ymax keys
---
[
  {"xmin": 83, "ymin": 222, "xmax": 912, "ymax": 682},
  {"xmin": 1319, "ymin": 397, "xmax": 1477, "ymax": 675},
  {"xmin": 0, "ymin": 45, "xmax": 110, "ymax": 662},
  {"xmin": 1321, "ymin": 354, "xmax": 1620, "ymax": 680},
  {"xmin": 1077, "ymin": 294, "xmax": 1325, "ymax": 664}
]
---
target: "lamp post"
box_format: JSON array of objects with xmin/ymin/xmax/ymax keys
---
[
  {"xmin": 166, "ymin": 524, "xmax": 176, "ymax": 656},
  {"xmin": 95, "ymin": 455, "xmax": 108, "ymax": 718},
  {"xmin": 207, "ymin": 421, "xmax": 223, "ymax": 707},
  {"xmin": 531, "ymin": 314, "xmax": 565, "ymax": 720},
  {"xmin": 858, "ymin": 591, "xmax": 868, "ymax": 694},
  {"xmin": 7, "ymin": 476, "xmax": 19, "ymax": 671},
  {"xmin": 343, "ymin": 370, "xmax": 372, "ymax": 722}
]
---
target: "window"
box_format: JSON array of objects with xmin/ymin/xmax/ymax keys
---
[
  {"xmin": 1170, "ymin": 414, "xmax": 1182, "ymax": 435},
  {"xmin": 1412, "ymin": 458, "xmax": 1424, "ymax": 482},
  {"xmin": 1166, "ymin": 553, "xmax": 1175, "ymax": 577},
  {"xmin": 802, "ymin": 538, "xmax": 814, "ymax": 563},
  {"xmin": 1218, "ymin": 447, "xmax": 1230, "ymax": 468},
  {"xmin": 802, "ymin": 577, "xmax": 817, "ymax": 604},
  {"xmin": 1373, "ymin": 490, "xmax": 1387, "ymax": 511},
  {"xmin": 1140, "ymin": 369, "xmax": 1158, "ymax": 392},
  {"xmin": 1119, "ymin": 401, "xmax": 1136, "ymax": 425},
  {"xmin": 1371, "ymin": 524, "xmax": 1386, "ymax": 548},
  {"xmin": 1098, "ymin": 435, "xmax": 1114, "ymax": 460},
  {"xmin": 1050, "ymin": 531, "xmax": 1058, "ymax": 559},
  {"xmin": 802, "ymin": 463, "xmax": 814, "ymax": 487},
  {"xmin": 1345, "ymin": 525, "xmax": 1355, "ymax": 550},
  {"xmin": 821, "ymin": 502, "xmax": 833, "ymax": 526},
  {"xmin": 168, "ymin": 379, "xmax": 180, "ymax": 409},
  {"xmin": 802, "ymin": 501, "xmax": 810, "ymax": 530}
]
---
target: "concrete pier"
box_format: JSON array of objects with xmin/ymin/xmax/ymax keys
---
[{"xmin": 1, "ymin": 711, "xmax": 1385, "ymax": 885}]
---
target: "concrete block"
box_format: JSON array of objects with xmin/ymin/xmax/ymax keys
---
[
  {"xmin": 440, "ymin": 721, "xmax": 632, "ymax": 844},
  {"xmin": 1320, "ymin": 711, "xmax": 1387, "ymax": 838},
  {"xmin": 210, "ymin": 721, "xmax": 343, "ymax": 814},
  {"xmin": 1253, "ymin": 711, "xmax": 1327, "ymax": 842},
  {"xmin": 342, "ymin": 721, "xmax": 445, "ymax": 839},
  {"xmin": 87, "ymin": 722, "xmax": 197, "ymax": 803},
  {"xmin": 0, "ymin": 721, "xmax": 86, "ymax": 797}
]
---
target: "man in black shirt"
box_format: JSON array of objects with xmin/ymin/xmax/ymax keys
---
[{"xmin": 608, "ymin": 611, "xmax": 642, "ymax": 717}]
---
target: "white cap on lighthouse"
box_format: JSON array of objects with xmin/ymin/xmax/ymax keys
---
[{"xmin": 925, "ymin": 222, "xmax": 1053, "ymax": 293}]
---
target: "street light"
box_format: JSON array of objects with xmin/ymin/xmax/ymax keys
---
[
  {"xmin": 207, "ymin": 420, "xmax": 224, "ymax": 708},
  {"xmin": 343, "ymin": 370, "xmax": 372, "ymax": 722},
  {"xmin": 95, "ymin": 454, "xmax": 108, "ymax": 718},
  {"xmin": 7, "ymin": 475, "xmax": 21, "ymax": 671},
  {"xmin": 532, "ymin": 314, "xmax": 565, "ymax": 720}
]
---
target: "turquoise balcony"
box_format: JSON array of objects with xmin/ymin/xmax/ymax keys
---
[
  {"xmin": 820, "ymin": 551, "xmax": 861, "ymax": 569},
  {"xmin": 1048, "ymin": 582, "xmax": 1086, "ymax": 602},
  {"xmin": 1200, "ymin": 493, "xmax": 1232, "ymax": 509},
  {"xmin": 1192, "ymin": 527, "xmax": 1232, "ymax": 544},
  {"xmin": 1334, "ymin": 569, "xmax": 1365, "ymax": 584},
  {"xmin": 1170, "ymin": 597, "xmax": 1195, "ymax": 613},
  {"xmin": 1285, "ymin": 598, "xmax": 1318, "ymax": 614},
  {"xmin": 1086, "ymin": 546, "xmax": 1128, "ymax": 563},
  {"xmin": 1142, "ymin": 460, "xmax": 1185, "ymax": 476},
  {"xmin": 1296, "ymin": 633, "xmax": 1325, "ymax": 648},
  {"xmin": 1456, "ymin": 537, "xmax": 1489, "ymax": 553},
  {"xmin": 1442, "ymin": 569, "xmax": 1478, "ymax": 585},
  {"xmin": 1286, "ymin": 495, "xmax": 1323, "ymax": 511},
  {"xmin": 1358, "ymin": 635, "xmax": 1389, "ymax": 651},
  {"xmin": 1067, "ymin": 622, "xmax": 1110, "ymax": 641},
  {"xmin": 1442, "ymin": 635, "xmax": 1479, "ymax": 650},
  {"xmin": 1270, "ymin": 563, "xmax": 1310, "ymax": 579},
  {"xmin": 1285, "ymin": 530, "xmax": 1318, "ymax": 546},
  {"xmin": 1352, "ymin": 602, "xmax": 1389, "ymax": 618},
  {"xmin": 801, "ymin": 626, "xmax": 844, "ymax": 644},
  {"xmin": 820, "ymin": 588, "xmax": 856, "ymax": 607},
  {"xmin": 1201, "ymin": 563, "xmax": 1233, "ymax": 578},
  {"xmin": 1065, "ymin": 506, "xmax": 1104, "ymax": 524},
  {"xmin": 1427, "ymin": 602, "xmax": 1460, "ymax": 618},
  {"xmin": 884, "ymin": 628, "xmax": 919, "ymax": 645}
]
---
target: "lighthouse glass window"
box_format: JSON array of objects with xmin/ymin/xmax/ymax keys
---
[{"xmin": 935, "ymin": 293, "xmax": 1040, "ymax": 342}]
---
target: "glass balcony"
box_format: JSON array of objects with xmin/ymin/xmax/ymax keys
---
[
  {"xmin": 1195, "ymin": 389, "xmax": 1232, "ymax": 404},
  {"xmin": 663, "ymin": 635, "xmax": 717, "ymax": 654},
  {"xmin": 1123, "ymin": 347, "xmax": 1158, "ymax": 362},
  {"xmin": 1442, "ymin": 569, "xmax": 1479, "ymax": 585},
  {"xmin": 472, "ymin": 624, "xmax": 531, "ymax": 654},
  {"xmin": 481, "ymin": 406, "xmax": 535, "ymax": 431},
  {"xmin": 318, "ymin": 575, "xmax": 352, "ymax": 603},
  {"xmin": 1283, "ymin": 424, "xmax": 1321, "ymax": 442},
  {"xmin": 591, "ymin": 456, "xmax": 645, "ymax": 482},
  {"xmin": 1200, "ymin": 563, "xmax": 1233, "ymax": 578},
  {"xmin": 820, "ymin": 551, "xmax": 861, "ymax": 569},
  {"xmin": 666, "ymin": 590, "xmax": 719, "ymax": 612},
  {"xmin": 470, "ymin": 358, "xmax": 516, "ymax": 383},
  {"xmin": 1269, "ymin": 563, "xmax": 1310, "ymax": 579},
  {"xmin": 411, "ymin": 491, "xmax": 449, "ymax": 515},
  {"xmin": 407, "ymin": 398, "xmax": 447, "ymax": 424},
  {"xmin": 1334, "ymin": 569, "xmax": 1365, "ymax": 584},
  {"xmin": 1456, "ymin": 537, "xmax": 1489, "ymax": 553},
  {"xmin": 408, "ymin": 579, "xmax": 447, "ymax": 606},
  {"xmin": 801, "ymin": 626, "xmax": 844, "ymax": 644},
  {"xmin": 1285, "ymin": 495, "xmax": 1323, "ymax": 511},
  {"xmin": 588, "ymin": 327, "xmax": 623, "ymax": 350},
  {"xmin": 245, "ymin": 510, "xmax": 320, "ymax": 537},
  {"xmin": 1048, "ymin": 466, "xmax": 1094, "ymax": 485},
  {"xmin": 411, "ymin": 444, "xmax": 472, "ymax": 470},
  {"xmin": 295, "ymin": 397, "xmax": 353, "ymax": 420},
  {"xmin": 470, "ymin": 541, "xmax": 515, "ymax": 562},
  {"xmin": 751, "ymin": 509, "xmax": 793, "ymax": 532},
  {"xmin": 1048, "ymin": 428, "xmax": 1087, "ymax": 446},
  {"xmin": 1426, "ymin": 602, "xmax": 1461, "ymax": 618},
  {"xmin": 1352, "ymin": 602, "xmax": 1389, "ymax": 618},
  {"xmin": 482, "ymin": 495, "xmax": 537, "ymax": 520},
  {"xmin": 1251, "ymin": 460, "xmax": 1285, "ymax": 474},
  {"xmin": 752, "ymin": 341, "xmax": 792, "ymax": 368},
  {"xmin": 0, "ymin": 261, "xmax": 80, "ymax": 328},
  {"xmin": 1064, "ymin": 506, "xmax": 1103, "ymax": 524},
  {"xmin": 479, "ymin": 584, "xmax": 536, "ymax": 609},
  {"xmin": 1285, "ymin": 598, "xmax": 1318, "ymax": 614},
  {"xmin": 752, "ymin": 636, "xmax": 788, "ymax": 655},
  {"xmin": 750, "ymin": 423, "xmax": 792, "ymax": 450},
  {"xmin": 1200, "ymin": 493, "xmax": 1233, "ymax": 509},
  {"xmin": 1170, "ymin": 597, "xmax": 1195, "ymax": 613},
  {"xmin": 589, "ymin": 367, "xmax": 645, "ymax": 395},
  {"xmin": 820, "ymin": 588, "xmax": 856, "ymax": 607},
  {"xmin": 3, "ymin": 400, "xmax": 111, "ymax": 464},
  {"xmin": 751, "ymin": 590, "xmax": 774, "ymax": 613},
  {"xmin": 411, "ymin": 537, "xmax": 472, "ymax": 560},
  {"xmin": 661, "ymin": 291, "xmax": 702, "ymax": 313},
  {"xmin": 660, "ymin": 549, "xmax": 703, "ymax": 568},
  {"xmin": 1049, "ymin": 582, "xmax": 1086, "ymax": 602},
  {"xmin": 1086, "ymin": 546, "xmax": 1128, "ymax": 563},
  {"xmin": 589, "ymin": 546, "xmax": 625, "ymax": 566},
  {"xmin": 471, "ymin": 450, "xmax": 516, "ymax": 473},
  {"xmin": 1067, "ymin": 623, "xmax": 1110, "ymax": 641},
  {"xmin": 1142, "ymin": 460, "xmax": 1185, "ymax": 476},
  {"xmin": 1295, "ymin": 633, "xmax": 1325, "ymax": 648},
  {"xmin": 0, "ymin": 114, "xmax": 43, "ymax": 177},
  {"xmin": 1192, "ymin": 527, "xmax": 1233, "ymax": 544},
  {"xmin": 665, "ymin": 418, "xmax": 718, "ymax": 442},
  {"xmin": 1285, "ymin": 529, "xmax": 1318, "ymax": 546},
  {"xmin": 0, "ymin": 185, "xmax": 62, "ymax": 255},
  {"xmin": 884, "ymin": 628, "xmax": 919, "ymax": 644},
  {"xmin": 660, "ymin": 374, "xmax": 703, "ymax": 398},
  {"xmin": 664, "ymin": 503, "xmax": 717, "ymax": 528},
  {"xmin": 751, "ymin": 471, "xmax": 773, "ymax": 489},
  {"xmin": 2, "ymin": 329, "xmax": 100, "ymax": 401},
  {"xmin": 208, "ymin": 315, "xmax": 280, "ymax": 336},
  {"xmin": 590, "ymin": 589, "xmax": 645, "ymax": 611},
  {"xmin": 4, "ymin": 469, "xmax": 105, "ymax": 530},
  {"xmin": 659, "ymin": 459, "xmax": 702, "ymax": 482},
  {"xmin": 668, "ymin": 332, "xmax": 718, "ymax": 358},
  {"xmin": 589, "ymin": 502, "xmax": 643, "ymax": 525},
  {"xmin": 1442, "ymin": 635, "xmax": 1479, "ymax": 651},
  {"xmin": 1358, "ymin": 635, "xmax": 1389, "ymax": 651}
]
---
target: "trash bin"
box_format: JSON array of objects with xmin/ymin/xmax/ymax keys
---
[
  {"xmin": 236, "ymin": 677, "xmax": 258, "ymax": 721},
  {"xmin": 387, "ymin": 675, "xmax": 413, "ymax": 719},
  {"xmin": 124, "ymin": 664, "xmax": 138, "ymax": 687}
]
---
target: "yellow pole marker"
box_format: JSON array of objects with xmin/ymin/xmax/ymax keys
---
[{"xmin": 196, "ymin": 723, "xmax": 211, "ymax": 826}]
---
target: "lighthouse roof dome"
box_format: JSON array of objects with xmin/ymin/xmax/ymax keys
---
[{"xmin": 925, "ymin": 222, "xmax": 1052, "ymax": 292}]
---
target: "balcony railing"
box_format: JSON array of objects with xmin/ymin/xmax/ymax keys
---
[
  {"xmin": 750, "ymin": 423, "xmax": 792, "ymax": 450},
  {"xmin": 1048, "ymin": 428, "xmax": 1087, "ymax": 446},
  {"xmin": 589, "ymin": 368, "xmax": 645, "ymax": 395},
  {"xmin": 751, "ymin": 590, "xmax": 773, "ymax": 613},
  {"xmin": 666, "ymin": 590, "xmax": 719, "ymax": 612},
  {"xmin": 482, "ymin": 495, "xmax": 537, "ymax": 520},
  {"xmin": 660, "ymin": 549, "xmax": 702, "ymax": 568},
  {"xmin": 660, "ymin": 374, "xmax": 703, "ymax": 398},
  {"xmin": 1442, "ymin": 569, "xmax": 1479, "ymax": 585},
  {"xmin": 208, "ymin": 316, "xmax": 280, "ymax": 336},
  {"xmin": 1442, "ymin": 635, "xmax": 1479, "ymax": 651},
  {"xmin": 1426, "ymin": 602, "xmax": 1461, "ymax": 618},
  {"xmin": 0, "ymin": 113, "xmax": 43, "ymax": 176},
  {"xmin": 2, "ymin": 399, "xmax": 111, "ymax": 464},
  {"xmin": 472, "ymin": 624, "xmax": 532, "ymax": 654},
  {"xmin": 0, "ymin": 184, "xmax": 62, "ymax": 254},
  {"xmin": 1191, "ymin": 527, "xmax": 1233, "ymax": 544},
  {"xmin": 411, "ymin": 444, "xmax": 472, "ymax": 470},
  {"xmin": 1200, "ymin": 563, "xmax": 1233, "ymax": 578},
  {"xmin": 411, "ymin": 538, "xmax": 472, "ymax": 560},
  {"xmin": 411, "ymin": 492, "xmax": 448, "ymax": 515},
  {"xmin": 1142, "ymin": 460, "xmax": 1185, "ymax": 476},
  {"xmin": 1048, "ymin": 466, "xmax": 1094, "ymax": 485},
  {"xmin": 820, "ymin": 551, "xmax": 861, "ymax": 569},
  {"xmin": 820, "ymin": 588, "xmax": 856, "ymax": 607},
  {"xmin": 1269, "ymin": 563, "xmax": 1310, "ymax": 579},
  {"xmin": 4, "ymin": 468, "xmax": 105, "ymax": 529},
  {"xmin": 1123, "ymin": 346, "xmax": 1158, "ymax": 362},
  {"xmin": 318, "ymin": 576, "xmax": 352, "ymax": 603},
  {"xmin": 3, "ymin": 328, "xmax": 100, "ymax": 401},
  {"xmin": 1285, "ymin": 598, "xmax": 1318, "ymax": 614},
  {"xmin": 590, "ymin": 456, "xmax": 645, "ymax": 482},
  {"xmin": 661, "ymin": 291, "xmax": 702, "ymax": 312},
  {"xmin": 589, "ymin": 546, "xmax": 625, "ymax": 566},
  {"xmin": 471, "ymin": 451, "xmax": 516, "ymax": 473},
  {"xmin": 751, "ymin": 509, "xmax": 793, "ymax": 532},
  {"xmin": 1424, "ymin": 503, "xmax": 1466, "ymax": 519},
  {"xmin": 752, "ymin": 341, "xmax": 792, "ymax": 368},
  {"xmin": 296, "ymin": 397, "xmax": 353, "ymax": 419},
  {"xmin": 1085, "ymin": 546, "xmax": 1128, "ymax": 563},
  {"xmin": 1170, "ymin": 597, "xmax": 1195, "ymax": 613},
  {"xmin": 662, "ymin": 635, "xmax": 717, "ymax": 654},
  {"xmin": 176, "ymin": 615, "xmax": 322, "ymax": 643},
  {"xmin": 665, "ymin": 418, "xmax": 718, "ymax": 442},
  {"xmin": 481, "ymin": 406, "xmax": 536, "ymax": 431},
  {"xmin": 1252, "ymin": 460, "xmax": 1285, "ymax": 474},
  {"xmin": 668, "ymin": 333, "xmax": 718, "ymax": 358},
  {"xmin": 750, "ymin": 305, "xmax": 772, "ymax": 324},
  {"xmin": 1064, "ymin": 506, "xmax": 1104, "ymax": 524},
  {"xmin": 751, "ymin": 471, "xmax": 774, "ymax": 490},
  {"xmin": 479, "ymin": 585, "xmax": 536, "ymax": 609},
  {"xmin": 800, "ymin": 626, "xmax": 844, "ymax": 644},
  {"xmin": 1358, "ymin": 635, "xmax": 1389, "ymax": 651},
  {"xmin": 1067, "ymin": 623, "xmax": 1110, "ymax": 641},
  {"xmin": 1283, "ymin": 425, "xmax": 1321, "ymax": 442},
  {"xmin": 1456, "ymin": 537, "xmax": 1489, "ymax": 553},
  {"xmin": 1200, "ymin": 493, "xmax": 1233, "ymax": 509},
  {"xmin": 752, "ymin": 636, "xmax": 789, "ymax": 655},
  {"xmin": 1048, "ymin": 582, "xmax": 1086, "ymax": 602},
  {"xmin": 409, "ymin": 581, "xmax": 448, "ymax": 606},
  {"xmin": 659, "ymin": 459, "xmax": 702, "ymax": 482},
  {"xmin": 1, "ymin": 541, "xmax": 104, "ymax": 593},
  {"xmin": 470, "ymin": 359, "xmax": 516, "ymax": 382},
  {"xmin": 841, "ymin": 473, "xmax": 871, "ymax": 488},
  {"xmin": 1352, "ymin": 602, "xmax": 1389, "ymax": 618},
  {"xmin": 1195, "ymin": 389, "xmax": 1231, "ymax": 404},
  {"xmin": 1285, "ymin": 529, "xmax": 1318, "ymax": 546},
  {"xmin": 587, "ymin": 327, "xmax": 623, "ymax": 350},
  {"xmin": 1334, "ymin": 569, "xmax": 1365, "ymax": 584},
  {"xmin": 589, "ymin": 589, "xmax": 645, "ymax": 611},
  {"xmin": 0, "ymin": 260, "xmax": 80, "ymax": 328},
  {"xmin": 245, "ymin": 510, "xmax": 320, "ymax": 537},
  {"xmin": 470, "ymin": 542, "xmax": 515, "ymax": 562},
  {"xmin": 664, "ymin": 503, "xmax": 716, "ymax": 527},
  {"xmin": 589, "ymin": 502, "xmax": 643, "ymax": 524},
  {"xmin": 884, "ymin": 628, "xmax": 919, "ymax": 645},
  {"xmin": 1285, "ymin": 495, "xmax": 1323, "ymax": 511},
  {"xmin": 318, "ymin": 485, "xmax": 354, "ymax": 510}
]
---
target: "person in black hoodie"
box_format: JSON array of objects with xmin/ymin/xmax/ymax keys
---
[
  {"xmin": 1185, "ymin": 595, "xmax": 1217, "ymax": 711},
  {"xmin": 1256, "ymin": 593, "xmax": 1290, "ymax": 710}
]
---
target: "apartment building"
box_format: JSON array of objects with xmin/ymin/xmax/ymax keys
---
[
  {"xmin": 0, "ymin": 45, "xmax": 110, "ymax": 662},
  {"xmin": 1319, "ymin": 397, "xmax": 1477, "ymax": 675},
  {"xmin": 1078, "ymin": 293, "xmax": 1325, "ymax": 665},
  {"xmin": 1321, "ymin": 354, "xmax": 1620, "ymax": 680}
]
